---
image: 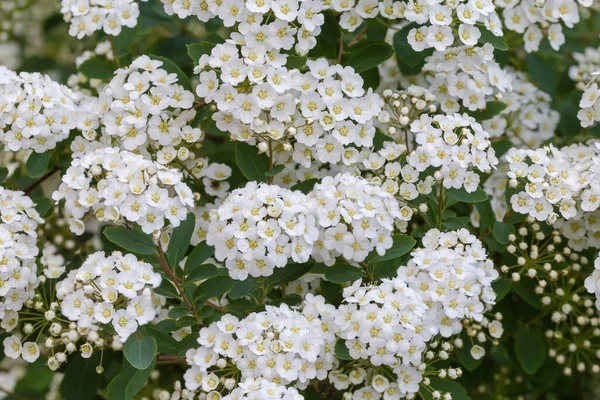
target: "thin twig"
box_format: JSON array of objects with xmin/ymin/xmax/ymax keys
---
[{"xmin": 24, "ymin": 166, "xmax": 59, "ymax": 195}]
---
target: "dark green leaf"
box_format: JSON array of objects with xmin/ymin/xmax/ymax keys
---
[
  {"xmin": 262, "ymin": 263, "xmax": 315, "ymax": 291},
  {"xmin": 467, "ymin": 102, "xmax": 507, "ymax": 121},
  {"xmin": 285, "ymin": 56, "xmax": 307, "ymax": 70},
  {"xmin": 235, "ymin": 141, "xmax": 269, "ymax": 182},
  {"xmin": 112, "ymin": 26, "xmax": 138, "ymax": 56},
  {"xmin": 78, "ymin": 57, "xmax": 114, "ymax": 80},
  {"xmin": 493, "ymin": 277, "xmax": 512, "ymax": 301},
  {"xmin": 155, "ymin": 279, "xmax": 179, "ymax": 298},
  {"xmin": 479, "ymin": 28, "xmax": 508, "ymax": 51},
  {"xmin": 166, "ymin": 213, "xmax": 195, "ymax": 268},
  {"xmin": 324, "ymin": 263, "xmax": 365, "ymax": 284},
  {"xmin": 493, "ymin": 221, "xmax": 515, "ymax": 245},
  {"xmin": 422, "ymin": 378, "xmax": 471, "ymax": 400},
  {"xmin": 513, "ymin": 280, "xmax": 543, "ymax": 310},
  {"xmin": 515, "ymin": 325, "xmax": 546, "ymax": 374},
  {"xmin": 393, "ymin": 24, "xmax": 432, "ymax": 68},
  {"xmin": 59, "ymin": 354, "xmax": 101, "ymax": 400},
  {"xmin": 0, "ymin": 168, "xmax": 8, "ymax": 183},
  {"xmin": 34, "ymin": 197, "xmax": 53, "ymax": 217},
  {"xmin": 456, "ymin": 335, "xmax": 484, "ymax": 371},
  {"xmin": 140, "ymin": 326, "xmax": 180, "ymax": 356},
  {"xmin": 26, "ymin": 151, "xmax": 50, "ymax": 178},
  {"xmin": 291, "ymin": 178, "xmax": 319, "ymax": 194},
  {"xmin": 124, "ymin": 335, "xmax": 157, "ymax": 370},
  {"xmin": 186, "ymin": 264, "xmax": 219, "ymax": 283},
  {"xmin": 103, "ymin": 226, "xmax": 157, "ymax": 255},
  {"xmin": 185, "ymin": 242, "xmax": 215, "ymax": 272},
  {"xmin": 345, "ymin": 42, "xmax": 393, "ymax": 73},
  {"xmin": 368, "ymin": 234, "xmax": 416, "ymax": 263},
  {"xmin": 194, "ymin": 275, "xmax": 233, "ymax": 303},
  {"xmin": 106, "ymin": 357, "xmax": 157, "ymax": 400},
  {"xmin": 527, "ymin": 53, "xmax": 557, "ymax": 95},
  {"xmin": 446, "ymin": 188, "xmax": 488, "ymax": 203}
]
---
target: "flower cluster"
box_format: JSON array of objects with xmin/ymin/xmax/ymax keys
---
[
  {"xmin": 407, "ymin": 44, "xmax": 512, "ymax": 112},
  {"xmin": 56, "ymin": 251, "xmax": 164, "ymax": 341},
  {"xmin": 94, "ymin": 55, "xmax": 201, "ymax": 156},
  {"xmin": 195, "ymin": 48, "xmax": 382, "ymax": 166},
  {"xmin": 183, "ymin": 296, "xmax": 336, "ymax": 394},
  {"xmin": 495, "ymin": 0, "xmax": 592, "ymax": 52},
  {"xmin": 0, "ymin": 188, "xmax": 43, "ymax": 331},
  {"xmin": 309, "ymin": 173, "xmax": 404, "ymax": 265},
  {"xmin": 52, "ymin": 147, "xmax": 195, "ymax": 235},
  {"xmin": 398, "ymin": 228, "xmax": 499, "ymax": 338},
  {"xmin": 60, "ymin": 0, "xmax": 147, "ymax": 38},
  {"xmin": 569, "ymin": 47, "xmax": 600, "ymax": 127},
  {"xmin": 207, "ymin": 182, "xmax": 317, "ymax": 280},
  {"xmin": 577, "ymin": 78, "xmax": 600, "ymax": 128},
  {"xmin": 585, "ymin": 253, "xmax": 600, "ymax": 311},
  {"xmin": 0, "ymin": 66, "xmax": 80, "ymax": 153},
  {"xmin": 483, "ymin": 70, "xmax": 559, "ymax": 148},
  {"xmin": 506, "ymin": 142, "xmax": 600, "ymax": 250}
]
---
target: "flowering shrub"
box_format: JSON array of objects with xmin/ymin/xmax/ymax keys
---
[{"xmin": 3, "ymin": 1, "xmax": 600, "ymax": 399}]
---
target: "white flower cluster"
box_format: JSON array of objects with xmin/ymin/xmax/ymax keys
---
[
  {"xmin": 56, "ymin": 251, "xmax": 164, "ymax": 341},
  {"xmin": 398, "ymin": 228, "xmax": 499, "ymax": 338},
  {"xmin": 584, "ymin": 253, "xmax": 600, "ymax": 310},
  {"xmin": 416, "ymin": 44, "xmax": 512, "ymax": 112},
  {"xmin": 184, "ymin": 296, "xmax": 336, "ymax": 394},
  {"xmin": 310, "ymin": 173, "xmax": 404, "ymax": 265},
  {"xmin": 60, "ymin": 0, "xmax": 147, "ymax": 38},
  {"xmin": 577, "ymin": 78, "xmax": 600, "ymax": 128},
  {"xmin": 207, "ymin": 182, "xmax": 317, "ymax": 280},
  {"xmin": 0, "ymin": 188, "xmax": 43, "ymax": 331},
  {"xmin": 195, "ymin": 48, "xmax": 382, "ymax": 166},
  {"xmin": 569, "ymin": 47, "xmax": 600, "ymax": 127},
  {"xmin": 334, "ymin": 278, "xmax": 429, "ymax": 397},
  {"xmin": 495, "ymin": 0, "xmax": 592, "ymax": 52},
  {"xmin": 402, "ymin": 0, "xmax": 503, "ymax": 51},
  {"xmin": 378, "ymin": 112, "xmax": 498, "ymax": 193},
  {"xmin": 94, "ymin": 55, "xmax": 201, "ymax": 156},
  {"xmin": 52, "ymin": 147, "xmax": 195, "ymax": 235},
  {"xmin": 483, "ymin": 70, "xmax": 559, "ymax": 148},
  {"xmin": 507, "ymin": 142, "xmax": 600, "ymax": 250},
  {"xmin": 0, "ymin": 66, "xmax": 80, "ymax": 153}
]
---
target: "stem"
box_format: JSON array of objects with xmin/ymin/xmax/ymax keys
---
[
  {"xmin": 108, "ymin": 35, "xmax": 121, "ymax": 68},
  {"xmin": 348, "ymin": 25, "xmax": 368, "ymax": 47},
  {"xmin": 24, "ymin": 166, "xmax": 59, "ymax": 195}
]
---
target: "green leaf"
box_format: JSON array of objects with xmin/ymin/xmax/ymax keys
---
[
  {"xmin": 479, "ymin": 28, "xmax": 508, "ymax": 51},
  {"xmin": 334, "ymin": 340, "xmax": 352, "ymax": 360},
  {"xmin": 492, "ymin": 277, "xmax": 512, "ymax": 302},
  {"xmin": 112, "ymin": 25, "xmax": 138, "ymax": 56},
  {"xmin": 513, "ymin": 280, "xmax": 543, "ymax": 310},
  {"xmin": 59, "ymin": 354, "xmax": 101, "ymax": 400},
  {"xmin": 187, "ymin": 43, "xmax": 216, "ymax": 65},
  {"xmin": 527, "ymin": 53, "xmax": 557, "ymax": 95},
  {"xmin": 26, "ymin": 151, "xmax": 50, "ymax": 178},
  {"xmin": 124, "ymin": 335, "xmax": 157, "ymax": 370},
  {"xmin": 285, "ymin": 55, "xmax": 307, "ymax": 70},
  {"xmin": 422, "ymin": 378, "xmax": 471, "ymax": 400},
  {"xmin": 103, "ymin": 226, "xmax": 157, "ymax": 255},
  {"xmin": 78, "ymin": 57, "xmax": 114, "ymax": 80},
  {"xmin": 150, "ymin": 54, "xmax": 192, "ymax": 92},
  {"xmin": 515, "ymin": 325, "xmax": 546, "ymax": 374},
  {"xmin": 265, "ymin": 164, "xmax": 285, "ymax": 177},
  {"xmin": 324, "ymin": 263, "xmax": 365, "ymax": 284},
  {"xmin": 475, "ymin": 200, "xmax": 495, "ymax": 233},
  {"xmin": 456, "ymin": 335, "xmax": 484, "ymax": 371},
  {"xmin": 186, "ymin": 264, "xmax": 220, "ymax": 283},
  {"xmin": 194, "ymin": 275, "xmax": 233, "ymax": 304},
  {"xmin": 139, "ymin": 326, "xmax": 180, "ymax": 356},
  {"xmin": 345, "ymin": 42, "xmax": 393, "ymax": 73},
  {"xmin": 34, "ymin": 197, "xmax": 53, "ymax": 217},
  {"xmin": 291, "ymin": 178, "xmax": 319, "ymax": 194},
  {"xmin": 235, "ymin": 141, "xmax": 269, "ymax": 182},
  {"xmin": 442, "ymin": 217, "xmax": 469, "ymax": 230},
  {"xmin": 155, "ymin": 279, "xmax": 179, "ymax": 298},
  {"xmin": 467, "ymin": 102, "xmax": 507, "ymax": 121},
  {"xmin": 262, "ymin": 263, "xmax": 315, "ymax": 291},
  {"xmin": 368, "ymin": 234, "xmax": 416, "ymax": 263},
  {"xmin": 166, "ymin": 213, "xmax": 195, "ymax": 268},
  {"xmin": 185, "ymin": 242, "xmax": 215, "ymax": 272},
  {"xmin": 106, "ymin": 357, "xmax": 157, "ymax": 400},
  {"xmin": 493, "ymin": 221, "xmax": 515, "ymax": 245},
  {"xmin": 446, "ymin": 188, "xmax": 489, "ymax": 203},
  {"xmin": 0, "ymin": 167, "xmax": 8, "ymax": 183}
]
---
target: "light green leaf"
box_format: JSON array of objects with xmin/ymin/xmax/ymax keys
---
[{"xmin": 124, "ymin": 335, "xmax": 157, "ymax": 370}]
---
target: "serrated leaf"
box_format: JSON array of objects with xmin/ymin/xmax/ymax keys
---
[
  {"xmin": 368, "ymin": 234, "xmax": 416, "ymax": 263},
  {"xmin": 515, "ymin": 325, "xmax": 546, "ymax": 374},
  {"xmin": 124, "ymin": 335, "xmax": 157, "ymax": 370},
  {"xmin": 324, "ymin": 263, "xmax": 365, "ymax": 284},
  {"xmin": 26, "ymin": 152, "xmax": 50, "ymax": 178},
  {"xmin": 103, "ymin": 226, "xmax": 157, "ymax": 255},
  {"xmin": 166, "ymin": 213, "xmax": 195, "ymax": 268},
  {"xmin": 235, "ymin": 141, "xmax": 269, "ymax": 182},
  {"xmin": 78, "ymin": 57, "xmax": 114, "ymax": 80}
]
